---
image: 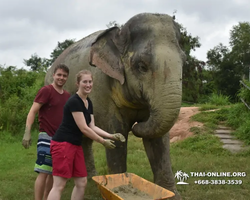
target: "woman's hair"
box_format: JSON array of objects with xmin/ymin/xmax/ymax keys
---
[{"xmin": 76, "ymin": 70, "xmax": 93, "ymax": 84}]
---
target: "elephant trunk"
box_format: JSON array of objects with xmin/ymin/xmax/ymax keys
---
[{"xmin": 132, "ymin": 82, "xmax": 181, "ymax": 138}]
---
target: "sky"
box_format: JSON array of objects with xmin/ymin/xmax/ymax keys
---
[{"xmin": 0, "ymin": 0, "xmax": 249, "ymax": 69}]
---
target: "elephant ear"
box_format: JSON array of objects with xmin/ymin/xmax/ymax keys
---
[{"xmin": 89, "ymin": 27, "xmax": 125, "ymax": 85}]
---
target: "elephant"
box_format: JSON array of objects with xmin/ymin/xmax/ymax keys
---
[{"xmin": 45, "ymin": 13, "xmax": 185, "ymax": 199}]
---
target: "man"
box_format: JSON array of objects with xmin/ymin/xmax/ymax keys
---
[{"xmin": 22, "ymin": 63, "xmax": 70, "ymax": 200}]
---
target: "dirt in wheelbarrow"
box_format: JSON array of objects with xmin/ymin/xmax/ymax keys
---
[{"xmin": 111, "ymin": 184, "xmax": 153, "ymax": 200}]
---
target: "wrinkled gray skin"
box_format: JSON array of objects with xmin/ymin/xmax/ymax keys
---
[{"xmin": 45, "ymin": 13, "xmax": 185, "ymax": 199}]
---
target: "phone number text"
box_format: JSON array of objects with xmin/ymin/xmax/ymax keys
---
[{"xmin": 194, "ymin": 180, "xmax": 242, "ymax": 185}]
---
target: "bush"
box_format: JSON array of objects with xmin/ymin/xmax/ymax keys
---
[
  {"xmin": 207, "ymin": 92, "xmax": 231, "ymax": 106},
  {"xmin": 0, "ymin": 66, "xmax": 45, "ymax": 134},
  {"xmin": 238, "ymin": 80, "xmax": 250, "ymax": 109},
  {"xmin": 226, "ymin": 103, "xmax": 250, "ymax": 144}
]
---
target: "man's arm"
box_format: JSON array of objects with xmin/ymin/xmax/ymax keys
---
[{"xmin": 22, "ymin": 102, "xmax": 42, "ymax": 149}]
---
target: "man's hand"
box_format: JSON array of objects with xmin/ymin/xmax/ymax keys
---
[
  {"xmin": 102, "ymin": 139, "xmax": 116, "ymax": 149},
  {"xmin": 112, "ymin": 133, "xmax": 126, "ymax": 142},
  {"xmin": 22, "ymin": 128, "xmax": 31, "ymax": 149}
]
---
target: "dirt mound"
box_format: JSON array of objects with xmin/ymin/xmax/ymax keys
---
[{"xmin": 169, "ymin": 107, "xmax": 203, "ymax": 143}]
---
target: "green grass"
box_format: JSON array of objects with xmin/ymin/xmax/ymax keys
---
[
  {"xmin": 1, "ymin": 104, "xmax": 250, "ymax": 200},
  {"xmin": 171, "ymin": 141, "xmax": 250, "ymax": 200}
]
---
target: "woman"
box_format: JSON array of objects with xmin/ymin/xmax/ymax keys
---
[{"xmin": 47, "ymin": 70, "xmax": 125, "ymax": 200}]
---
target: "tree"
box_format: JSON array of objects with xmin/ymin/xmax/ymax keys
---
[
  {"xmin": 0, "ymin": 65, "xmax": 44, "ymax": 133},
  {"xmin": 230, "ymin": 22, "xmax": 250, "ymax": 77},
  {"xmin": 207, "ymin": 44, "xmax": 239, "ymax": 99},
  {"xmin": 49, "ymin": 39, "xmax": 75, "ymax": 65},
  {"xmin": 24, "ymin": 39, "xmax": 75, "ymax": 72},
  {"xmin": 206, "ymin": 22, "xmax": 250, "ymax": 101},
  {"xmin": 179, "ymin": 25, "xmax": 205, "ymax": 103},
  {"xmin": 23, "ymin": 53, "xmax": 50, "ymax": 72},
  {"xmin": 179, "ymin": 26, "xmax": 201, "ymax": 55}
]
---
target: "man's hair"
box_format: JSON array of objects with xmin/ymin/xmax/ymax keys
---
[
  {"xmin": 53, "ymin": 63, "xmax": 69, "ymax": 74},
  {"xmin": 76, "ymin": 70, "xmax": 93, "ymax": 84}
]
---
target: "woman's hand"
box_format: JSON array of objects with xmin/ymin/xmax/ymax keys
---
[
  {"xmin": 102, "ymin": 139, "xmax": 116, "ymax": 149},
  {"xmin": 112, "ymin": 133, "xmax": 126, "ymax": 142}
]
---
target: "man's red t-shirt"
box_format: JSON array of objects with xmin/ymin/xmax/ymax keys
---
[{"xmin": 34, "ymin": 85, "xmax": 71, "ymax": 137}]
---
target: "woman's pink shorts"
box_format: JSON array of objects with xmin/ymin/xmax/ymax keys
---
[{"xmin": 50, "ymin": 140, "xmax": 87, "ymax": 179}]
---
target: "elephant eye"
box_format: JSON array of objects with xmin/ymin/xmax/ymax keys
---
[{"xmin": 137, "ymin": 61, "xmax": 148, "ymax": 73}]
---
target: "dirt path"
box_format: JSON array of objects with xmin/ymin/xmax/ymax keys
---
[{"xmin": 169, "ymin": 107, "xmax": 203, "ymax": 143}]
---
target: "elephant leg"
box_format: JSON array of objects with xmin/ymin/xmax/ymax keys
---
[
  {"xmin": 82, "ymin": 137, "xmax": 97, "ymax": 178},
  {"xmin": 106, "ymin": 135, "xmax": 128, "ymax": 174},
  {"xmin": 142, "ymin": 133, "xmax": 182, "ymax": 200}
]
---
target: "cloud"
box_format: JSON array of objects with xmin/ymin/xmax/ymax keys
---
[{"xmin": 0, "ymin": 0, "xmax": 249, "ymax": 68}]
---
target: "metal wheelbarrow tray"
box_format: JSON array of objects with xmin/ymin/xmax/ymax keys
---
[{"xmin": 92, "ymin": 172, "xmax": 175, "ymax": 200}]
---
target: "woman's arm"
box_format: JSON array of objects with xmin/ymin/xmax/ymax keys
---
[
  {"xmin": 89, "ymin": 115, "xmax": 125, "ymax": 142},
  {"xmin": 72, "ymin": 112, "xmax": 116, "ymax": 148},
  {"xmin": 89, "ymin": 115, "xmax": 114, "ymax": 138}
]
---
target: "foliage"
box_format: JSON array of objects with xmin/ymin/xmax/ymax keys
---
[
  {"xmin": 198, "ymin": 69, "xmax": 215, "ymax": 99},
  {"xmin": 23, "ymin": 39, "xmax": 75, "ymax": 72},
  {"xmin": 207, "ymin": 43, "xmax": 230, "ymax": 71},
  {"xmin": 182, "ymin": 57, "xmax": 205, "ymax": 103},
  {"xmin": 229, "ymin": 82, "xmax": 250, "ymax": 144},
  {"xmin": 238, "ymin": 80, "xmax": 250, "ymax": 105},
  {"xmin": 206, "ymin": 22, "xmax": 250, "ymax": 102},
  {"xmin": 179, "ymin": 26, "xmax": 201, "ymax": 55},
  {"xmin": 0, "ymin": 66, "xmax": 44, "ymax": 133},
  {"xmin": 49, "ymin": 39, "xmax": 75, "ymax": 65},
  {"xmin": 197, "ymin": 90, "xmax": 231, "ymax": 107},
  {"xmin": 207, "ymin": 44, "xmax": 242, "ymax": 101},
  {"xmin": 207, "ymin": 92, "xmax": 231, "ymax": 106},
  {"xmin": 192, "ymin": 108, "xmax": 229, "ymax": 130},
  {"xmin": 230, "ymin": 22, "xmax": 250, "ymax": 68},
  {"xmin": 226, "ymin": 103, "xmax": 250, "ymax": 144},
  {"xmin": 179, "ymin": 25, "xmax": 205, "ymax": 103},
  {"xmin": 23, "ymin": 53, "xmax": 50, "ymax": 72},
  {"xmin": 234, "ymin": 119, "xmax": 250, "ymax": 145}
]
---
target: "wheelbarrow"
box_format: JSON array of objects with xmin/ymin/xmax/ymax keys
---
[{"xmin": 92, "ymin": 172, "xmax": 175, "ymax": 200}]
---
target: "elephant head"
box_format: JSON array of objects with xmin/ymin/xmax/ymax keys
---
[{"xmin": 89, "ymin": 13, "xmax": 185, "ymax": 138}]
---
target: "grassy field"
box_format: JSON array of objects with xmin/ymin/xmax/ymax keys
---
[{"xmin": 0, "ymin": 105, "xmax": 250, "ymax": 200}]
